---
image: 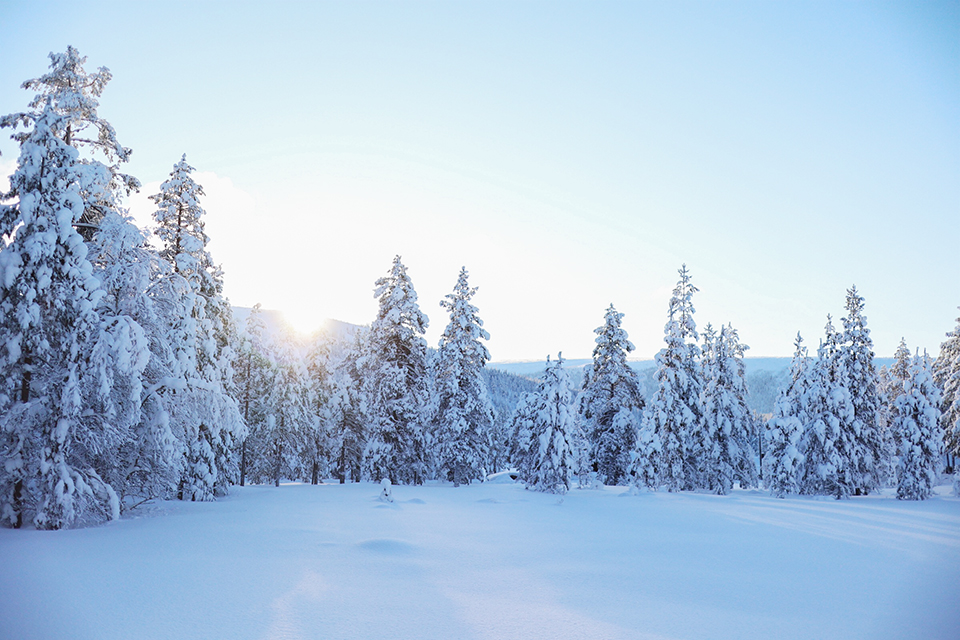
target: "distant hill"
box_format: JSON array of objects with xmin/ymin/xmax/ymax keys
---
[
  {"xmin": 232, "ymin": 306, "xmax": 362, "ymax": 345},
  {"xmin": 490, "ymin": 356, "xmax": 895, "ymax": 379}
]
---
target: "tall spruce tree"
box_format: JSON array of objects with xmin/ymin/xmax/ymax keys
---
[
  {"xmin": 0, "ymin": 106, "xmax": 131, "ymax": 528},
  {"xmin": 839, "ymin": 287, "xmax": 884, "ymax": 494},
  {"xmin": 264, "ymin": 337, "xmax": 311, "ymax": 487},
  {"xmin": 88, "ymin": 211, "xmax": 184, "ymax": 507},
  {"xmin": 800, "ymin": 318, "xmax": 855, "ymax": 498},
  {"xmin": 637, "ymin": 265, "xmax": 703, "ymax": 492},
  {"xmin": 432, "ymin": 267, "xmax": 495, "ymax": 486},
  {"xmin": 150, "ymin": 157, "xmax": 243, "ymax": 501},
  {"xmin": 578, "ymin": 304, "xmax": 643, "ymax": 486},
  {"xmin": 877, "ymin": 339, "xmax": 914, "ymax": 485},
  {"xmin": 508, "ymin": 390, "xmax": 539, "ymax": 473},
  {"xmin": 0, "ymin": 47, "xmax": 158, "ymax": 528},
  {"xmin": 0, "ymin": 48, "xmax": 155, "ymax": 528},
  {"xmin": 933, "ymin": 309, "xmax": 960, "ymax": 478},
  {"xmin": 362, "ymin": 256, "xmax": 430, "ymax": 485},
  {"xmin": 233, "ymin": 305, "xmax": 275, "ymax": 486},
  {"xmin": 764, "ymin": 334, "xmax": 808, "ymax": 497},
  {"xmin": 700, "ymin": 323, "xmax": 756, "ymax": 494},
  {"xmin": 892, "ymin": 351, "xmax": 943, "ymax": 500},
  {"xmin": 322, "ymin": 330, "xmax": 367, "ymax": 483},
  {"xmin": 516, "ymin": 354, "xmax": 579, "ymax": 494},
  {"xmin": 301, "ymin": 334, "xmax": 334, "ymax": 486}
]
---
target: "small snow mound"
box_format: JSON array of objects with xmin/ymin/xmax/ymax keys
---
[
  {"xmin": 357, "ymin": 539, "xmax": 416, "ymax": 555},
  {"xmin": 581, "ymin": 472, "xmax": 604, "ymax": 490},
  {"xmin": 486, "ymin": 470, "xmax": 520, "ymax": 484},
  {"xmin": 476, "ymin": 498, "xmax": 498, "ymax": 504},
  {"xmin": 379, "ymin": 478, "xmax": 394, "ymax": 502},
  {"xmin": 404, "ymin": 498, "xmax": 425, "ymax": 504}
]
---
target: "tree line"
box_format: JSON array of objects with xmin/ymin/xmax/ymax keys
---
[{"xmin": 1, "ymin": 48, "xmax": 957, "ymax": 530}]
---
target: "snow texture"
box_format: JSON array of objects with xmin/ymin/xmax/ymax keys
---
[{"xmin": 0, "ymin": 481, "xmax": 957, "ymax": 640}]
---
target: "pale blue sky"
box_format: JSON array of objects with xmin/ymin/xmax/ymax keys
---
[{"xmin": 1, "ymin": 1, "xmax": 957, "ymax": 361}]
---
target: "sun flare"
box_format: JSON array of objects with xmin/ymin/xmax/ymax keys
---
[{"xmin": 281, "ymin": 306, "xmax": 326, "ymax": 337}]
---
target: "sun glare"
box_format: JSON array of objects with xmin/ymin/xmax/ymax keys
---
[{"xmin": 281, "ymin": 306, "xmax": 326, "ymax": 337}]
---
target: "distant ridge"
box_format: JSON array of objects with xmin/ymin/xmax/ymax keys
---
[
  {"xmin": 490, "ymin": 356, "xmax": 896, "ymax": 379},
  {"xmin": 231, "ymin": 307, "xmax": 895, "ymax": 377}
]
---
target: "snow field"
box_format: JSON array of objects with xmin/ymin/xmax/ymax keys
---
[{"xmin": 1, "ymin": 482, "xmax": 958, "ymax": 640}]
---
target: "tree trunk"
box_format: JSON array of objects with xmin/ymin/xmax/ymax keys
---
[
  {"xmin": 240, "ymin": 438, "xmax": 247, "ymax": 487},
  {"xmin": 273, "ymin": 425, "xmax": 283, "ymax": 488},
  {"xmin": 20, "ymin": 354, "xmax": 31, "ymax": 403},
  {"xmin": 274, "ymin": 444, "xmax": 282, "ymax": 488},
  {"xmin": 12, "ymin": 480, "xmax": 23, "ymax": 529},
  {"xmin": 13, "ymin": 353, "xmax": 30, "ymax": 527},
  {"xmin": 240, "ymin": 358, "xmax": 252, "ymax": 486}
]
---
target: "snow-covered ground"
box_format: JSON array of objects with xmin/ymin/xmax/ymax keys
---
[{"xmin": 2, "ymin": 481, "xmax": 958, "ymax": 640}]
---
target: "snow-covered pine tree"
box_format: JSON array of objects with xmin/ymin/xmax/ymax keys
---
[
  {"xmin": 362, "ymin": 256, "xmax": 430, "ymax": 485},
  {"xmin": 0, "ymin": 47, "xmax": 159, "ymax": 527},
  {"xmin": 877, "ymin": 339, "xmax": 914, "ymax": 484},
  {"xmin": 933, "ymin": 309, "xmax": 960, "ymax": 482},
  {"xmin": 264, "ymin": 336, "xmax": 312, "ymax": 487},
  {"xmin": 891, "ymin": 338, "xmax": 912, "ymax": 383},
  {"xmin": 210, "ymin": 293, "xmax": 243, "ymax": 494},
  {"xmin": 322, "ymin": 329, "xmax": 368, "ymax": 483},
  {"xmin": 431, "ymin": 268, "xmax": 495, "ymax": 486},
  {"xmin": 884, "ymin": 340, "xmax": 914, "ymax": 451},
  {"xmin": 629, "ymin": 414, "xmax": 662, "ymax": 491},
  {"xmin": 517, "ymin": 355, "xmax": 578, "ymax": 494},
  {"xmin": 233, "ymin": 305, "xmax": 275, "ymax": 486},
  {"xmin": 301, "ymin": 334, "xmax": 335, "ymax": 486},
  {"xmin": 634, "ymin": 265, "xmax": 704, "ymax": 492},
  {"xmin": 696, "ymin": 323, "xmax": 718, "ymax": 489},
  {"xmin": 876, "ymin": 362, "xmax": 893, "ymax": 441},
  {"xmin": 798, "ymin": 343, "xmax": 835, "ymax": 497},
  {"xmin": 149, "ymin": 157, "xmax": 244, "ymax": 501},
  {"xmin": 700, "ymin": 323, "xmax": 756, "ymax": 494},
  {"xmin": 800, "ymin": 317, "xmax": 855, "ymax": 498},
  {"xmin": 839, "ymin": 286, "xmax": 885, "ymax": 494},
  {"xmin": 764, "ymin": 333, "xmax": 808, "ymax": 498},
  {"xmin": 892, "ymin": 350, "xmax": 943, "ymax": 500},
  {"xmin": 150, "ymin": 155, "xmax": 210, "ymax": 278},
  {"xmin": 88, "ymin": 211, "xmax": 186, "ymax": 507},
  {"xmin": 508, "ymin": 390, "xmax": 539, "ymax": 474},
  {"xmin": 0, "ymin": 105, "xmax": 130, "ymax": 529},
  {"xmin": 578, "ymin": 304, "xmax": 644, "ymax": 486}
]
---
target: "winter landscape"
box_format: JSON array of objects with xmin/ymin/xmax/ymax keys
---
[{"xmin": 1, "ymin": 3, "xmax": 959, "ymax": 640}]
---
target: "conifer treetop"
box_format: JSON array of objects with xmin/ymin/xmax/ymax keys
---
[
  {"xmin": 439, "ymin": 266, "xmax": 490, "ymax": 353},
  {"xmin": 789, "ymin": 332, "xmax": 807, "ymax": 382},
  {"xmin": 373, "ymin": 255, "xmax": 429, "ymax": 339},
  {"xmin": 594, "ymin": 303, "xmax": 635, "ymax": 356},
  {"xmin": 667, "ymin": 264, "xmax": 699, "ymax": 343},
  {"xmin": 581, "ymin": 302, "xmax": 642, "ymax": 422},
  {"xmin": 149, "ymin": 155, "xmax": 212, "ymax": 277},
  {"xmin": 1, "ymin": 46, "xmax": 138, "ymax": 196},
  {"xmin": 892, "ymin": 338, "xmax": 911, "ymax": 382}
]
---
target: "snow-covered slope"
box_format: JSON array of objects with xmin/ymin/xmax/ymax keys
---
[{"xmin": 1, "ymin": 482, "xmax": 957, "ymax": 640}]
